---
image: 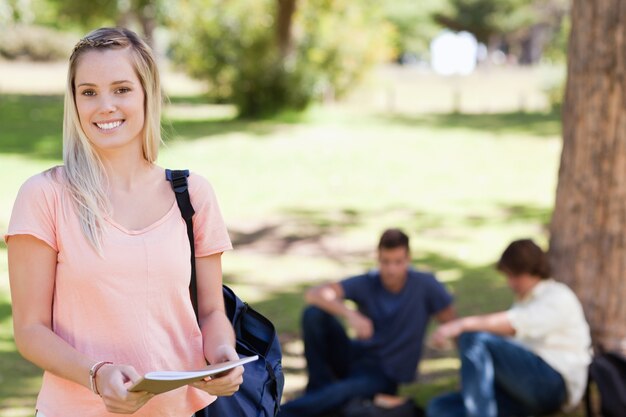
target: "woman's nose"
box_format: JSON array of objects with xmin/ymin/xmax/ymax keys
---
[{"xmin": 98, "ymin": 96, "xmax": 117, "ymax": 113}]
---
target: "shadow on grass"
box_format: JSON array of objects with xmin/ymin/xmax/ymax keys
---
[
  {"xmin": 0, "ymin": 94, "xmax": 64, "ymax": 160},
  {"xmin": 167, "ymin": 95, "xmax": 215, "ymax": 105},
  {"xmin": 416, "ymin": 251, "xmax": 513, "ymax": 316},
  {"xmin": 458, "ymin": 202, "xmax": 552, "ymax": 229},
  {"xmin": 0, "ymin": 347, "xmax": 40, "ymax": 413},
  {"xmin": 0, "ymin": 299, "xmax": 40, "ymax": 414},
  {"xmin": 162, "ymin": 95, "xmax": 314, "ymax": 142},
  {"xmin": 385, "ymin": 110, "xmax": 561, "ymax": 138},
  {"xmin": 163, "ymin": 117, "xmax": 279, "ymax": 142},
  {"xmin": 0, "ymin": 94, "xmax": 282, "ymax": 159},
  {"xmin": 229, "ymin": 207, "xmax": 366, "ymax": 264},
  {"xmin": 167, "ymin": 94, "xmax": 314, "ymax": 124},
  {"xmin": 0, "ymin": 300, "xmax": 11, "ymax": 324},
  {"xmin": 1, "ymin": 94, "xmax": 562, "ymax": 162},
  {"xmin": 229, "ymin": 202, "xmax": 551, "ymax": 266},
  {"xmin": 499, "ymin": 202, "xmax": 552, "ymax": 226},
  {"xmin": 242, "ymin": 286, "xmax": 309, "ymax": 344}
]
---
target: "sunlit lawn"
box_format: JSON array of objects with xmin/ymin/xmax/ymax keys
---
[{"xmin": 0, "ymin": 78, "xmax": 583, "ymax": 416}]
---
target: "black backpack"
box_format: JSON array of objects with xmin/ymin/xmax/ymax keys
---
[
  {"xmin": 585, "ymin": 351, "xmax": 626, "ymax": 417},
  {"xmin": 166, "ymin": 169, "xmax": 284, "ymax": 417}
]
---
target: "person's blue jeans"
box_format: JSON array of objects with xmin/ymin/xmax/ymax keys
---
[
  {"xmin": 278, "ymin": 306, "xmax": 397, "ymax": 417},
  {"xmin": 427, "ymin": 332, "xmax": 566, "ymax": 417}
]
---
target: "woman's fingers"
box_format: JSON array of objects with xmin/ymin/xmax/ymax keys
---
[
  {"xmin": 97, "ymin": 364, "xmax": 154, "ymax": 413},
  {"xmin": 190, "ymin": 365, "xmax": 244, "ymax": 396}
]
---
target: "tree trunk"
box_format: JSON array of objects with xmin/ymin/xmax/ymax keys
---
[
  {"xmin": 138, "ymin": 9, "xmax": 157, "ymax": 49},
  {"xmin": 518, "ymin": 24, "xmax": 550, "ymax": 65},
  {"xmin": 276, "ymin": 0, "xmax": 297, "ymax": 58},
  {"xmin": 549, "ymin": 0, "xmax": 626, "ymax": 353}
]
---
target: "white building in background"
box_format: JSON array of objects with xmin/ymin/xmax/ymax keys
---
[{"xmin": 430, "ymin": 30, "xmax": 478, "ymax": 76}]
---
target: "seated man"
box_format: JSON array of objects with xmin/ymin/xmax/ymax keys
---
[
  {"xmin": 279, "ymin": 228, "xmax": 455, "ymax": 417},
  {"xmin": 427, "ymin": 239, "xmax": 592, "ymax": 417}
]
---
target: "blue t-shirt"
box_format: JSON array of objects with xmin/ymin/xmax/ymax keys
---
[{"xmin": 341, "ymin": 268, "xmax": 452, "ymax": 383}]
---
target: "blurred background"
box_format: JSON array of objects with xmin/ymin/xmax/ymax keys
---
[{"xmin": 0, "ymin": 0, "xmax": 576, "ymax": 416}]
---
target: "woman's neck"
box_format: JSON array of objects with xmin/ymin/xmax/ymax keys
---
[{"xmin": 99, "ymin": 150, "xmax": 156, "ymax": 192}]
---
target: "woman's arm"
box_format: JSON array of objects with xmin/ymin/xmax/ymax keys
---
[
  {"xmin": 9, "ymin": 235, "xmax": 94, "ymax": 385},
  {"xmin": 191, "ymin": 253, "xmax": 243, "ymax": 396},
  {"xmin": 8, "ymin": 235, "xmax": 153, "ymax": 413}
]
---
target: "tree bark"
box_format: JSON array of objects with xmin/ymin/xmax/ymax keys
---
[
  {"xmin": 549, "ymin": 0, "xmax": 626, "ymax": 353},
  {"xmin": 276, "ymin": 0, "xmax": 297, "ymax": 58}
]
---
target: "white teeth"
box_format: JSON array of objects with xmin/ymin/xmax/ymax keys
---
[{"xmin": 96, "ymin": 120, "xmax": 122, "ymax": 130}]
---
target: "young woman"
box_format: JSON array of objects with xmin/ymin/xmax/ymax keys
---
[
  {"xmin": 6, "ymin": 28, "xmax": 243, "ymax": 416},
  {"xmin": 427, "ymin": 239, "xmax": 591, "ymax": 417}
]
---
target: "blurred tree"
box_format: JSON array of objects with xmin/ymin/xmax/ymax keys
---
[
  {"xmin": 433, "ymin": 0, "xmax": 522, "ymax": 45},
  {"xmin": 434, "ymin": 0, "xmax": 570, "ymax": 64},
  {"xmin": 550, "ymin": 0, "xmax": 626, "ymax": 353},
  {"xmin": 277, "ymin": 0, "xmax": 296, "ymax": 57},
  {"xmin": 536, "ymin": 3, "xmax": 570, "ymax": 64},
  {"xmin": 0, "ymin": 0, "xmax": 62, "ymax": 27},
  {"xmin": 0, "ymin": 0, "xmax": 78, "ymax": 61},
  {"xmin": 1, "ymin": 0, "xmax": 34, "ymax": 24},
  {"xmin": 382, "ymin": 0, "xmax": 448, "ymax": 62},
  {"xmin": 170, "ymin": 0, "xmax": 392, "ymax": 118},
  {"xmin": 48, "ymin": 0, "xmax": 160, "ymax": 45},
  {"xmin": 503, "ymin": 0, "xmax": 569, "ymax": 65}
]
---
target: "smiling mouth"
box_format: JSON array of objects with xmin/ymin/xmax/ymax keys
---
[{"xmin": 95, "ymin": 120, "xmax": 124, "ymax": 131}]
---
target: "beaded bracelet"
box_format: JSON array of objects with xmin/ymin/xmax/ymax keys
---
[{"xmin": 89, "ymin": 361, "xmax": 113, "ymax": 396}]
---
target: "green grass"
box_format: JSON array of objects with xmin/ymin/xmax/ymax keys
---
[
  {"xmin": 0, "ymin": 248, "xmax": 42, "ymax": 417},
  {"xmin": 0, "ymin": 93, "xmax": 583, "ymax": 416}
]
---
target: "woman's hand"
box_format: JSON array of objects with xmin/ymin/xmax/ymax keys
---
[
  {"xmin": 96, "ymin": 364, "xmax": 154, "ymax": 414},
  {"xmin": 191, "ymin": 344, "xmax": 244, "ymax": 397}
]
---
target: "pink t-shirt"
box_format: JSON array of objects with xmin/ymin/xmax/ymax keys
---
[{"xmin": 5, "ymin": 166, "xmax": 233, "ymax": 417}]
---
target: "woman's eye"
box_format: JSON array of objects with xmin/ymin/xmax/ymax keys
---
[
  {"xmin": 116, "ymin": 87, "xmax": 131, "ymax": 94},
  {"xmin": 81, "ymin": 89, "xmax": 96, "ymax": 96}
]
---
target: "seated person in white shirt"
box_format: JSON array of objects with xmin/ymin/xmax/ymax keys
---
[{"xmin": 427, "ymin": 239, "xmax": 591, "ymax": 417}]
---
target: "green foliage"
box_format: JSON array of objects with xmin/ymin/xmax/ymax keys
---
[
  {"xmin": 1, "ymin": 0, "xmax": 35, "ymax": 24},
  {"xmin": 382, "ymin": 0, "xmax": 449, "ymax": 58},
  {"xmin": 542, "ymin": 11, "xmax": 570, "ymax": 63},
  {"xmin": 169, "ymin": 0, "xmax": 393, "ymax": 118},
  {"xmin": 45, "ymin": 0, "xmax": 165, "ymax": 37},
  {"xmin": 433, "ymin": 0, "xmax": 570, "ymax": 65},
  {"xmin": 434, "ymin": 0, "xmax": 531, "ymax": 43},
  {"xmin": 46, "ymin": 0, "xmax": 118, "ymax": 28},
  {"xmin": 544, "ymin": 73, "xmax": 566, "ymax": 111},
  {"xmin": 0, "ymin": 0, "xmax": 59, "ymax": 28}
]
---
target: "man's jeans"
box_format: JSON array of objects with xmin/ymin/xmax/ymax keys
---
[
  {"xmin": 278, "ymin": 306, "xmax": 396, "ymax": 417},
  {"xmin": 427, "ymin": 332, "xmax": 566, "ymax": 417}
]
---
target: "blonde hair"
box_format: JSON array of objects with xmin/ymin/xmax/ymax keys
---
[{"xmin": 64, "ymin": 27, "xmax": 162, "ymax": 251}]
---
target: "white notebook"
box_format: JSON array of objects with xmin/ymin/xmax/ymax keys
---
[{"xmin": 128, "ymin": 355, "xmax": 259, "ymax": 394}]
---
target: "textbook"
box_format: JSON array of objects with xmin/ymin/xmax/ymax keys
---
[{"xmin": 128, "ymin": 355, "xmax": 259, "ymax": 394}]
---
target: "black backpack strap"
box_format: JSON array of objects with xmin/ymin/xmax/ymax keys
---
[{"xmin": 165, "ymin": 169, "xmax": 199, "ymax": 320}]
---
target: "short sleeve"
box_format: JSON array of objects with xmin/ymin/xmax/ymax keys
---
[
  {"xmin": 4, "ymin": 172, "xmax": 58, "ymax": 251},
  {"xmin": 506, "ymin": 288, "xmax": 570, "ymax": 338},
  {"xmin": 340, "ymin": 274, "xmax": 370, "ymax": 303},
  {"xmin": 423, "ymin": 273, "xmax": 453, "ymax": 315},
  {"xmin": 188, "ymin": 173, "xmax": 232, "ymax": 257}
]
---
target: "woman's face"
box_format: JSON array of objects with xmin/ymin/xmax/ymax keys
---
[{"xmin": 74, "ymin": 48, "xmax": 145, "ymax": 155}]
